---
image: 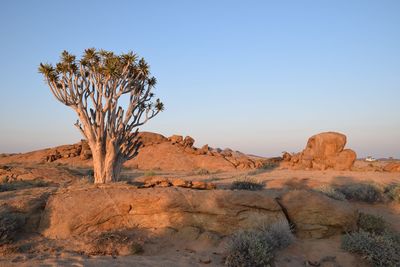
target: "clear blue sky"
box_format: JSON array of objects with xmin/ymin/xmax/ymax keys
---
[{"xmin": 0, "ymin": 0, "xmax": 399, "ymax": 158}]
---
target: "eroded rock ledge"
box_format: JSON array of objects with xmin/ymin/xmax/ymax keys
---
[{"xmin": 38, "ymin": 186, "xmax": 358, "ymax": 240}]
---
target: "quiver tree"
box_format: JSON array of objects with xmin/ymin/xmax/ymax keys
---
[{"xmin": 39, "ymin": 48, "xmax": 164, "ymax": 183}]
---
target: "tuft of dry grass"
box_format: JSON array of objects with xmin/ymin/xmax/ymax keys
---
[{"xmin": 230, "ymin": 177, "xmax": 264, "ymax": 191}]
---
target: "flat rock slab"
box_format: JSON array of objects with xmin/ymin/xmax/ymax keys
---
[
  {"xmin": 39, "ymin": 186, "xmax": 286, "ymax": 239},
  {"xmin": 280, "ymin": 190, "xmax": 358, "ymax": 238}
]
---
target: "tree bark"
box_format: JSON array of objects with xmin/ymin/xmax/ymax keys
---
[{"xmin": 91, "ymin": 139, "xmax": 124, "ymax": 184}]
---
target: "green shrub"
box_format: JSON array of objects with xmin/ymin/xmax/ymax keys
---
[
  {"xmin": 342, "ymin": 231, "xmax": 400, "ymax": 267},
  {"xmin": 384, "ymin": 184, "xmax": 400, "ymax": 203},
  {"xmin": 338, "ymin": 183, "xmax": 382, "ymax": 203},
  {"xmin": 358, "ymin": 213, "xmax": 387, "ymax": 234},
  {"xmin": 314, "ymin": 185, "xmax": 346, "ymax": 201},
  {"xmin": 225, "ymin": 220, "xmax": 293, "ymax": 267},
  {"xmin": 231, "ymin": 177, "xmax": 264, "ymax": 191}
]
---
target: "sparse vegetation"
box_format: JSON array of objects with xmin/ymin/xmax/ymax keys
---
[
  {"xmin": 144, "ymin": 170, "xmax": 157, "ymax": 177},
  {"xmin": 0, "ymin": 207, "xmax": 24, "ymax": 245},
  {"xmin": 231, "ymin": 177, "xmax": 264, "ymax": 191},
  {"xmin": 77, "ymin": 175, "xmax": 94, "ymax": 185},
  {"xmin": 314, "ymin": 185, "xmax": 346, "ymax": 201},
  {"xmin": 247, "ymin": 169, "xmax": 262, "ymax": 176},
  {"xmin": 342, "ymin": 214, "xmax": 400, "ymax": 267},
  {"xmin": 337, "ymin": 183, "xmax": 382, "ymax": 203},
  {"xmin": 195, "ymin": 168, "xmax": 210, "ymax": 175},
  {"xmin": 384, "ymin": 183, "xmax": 400, "ymax": 203},
  {"xmin": 88, "ymin": 231, "xmax": 143, "ymax": 256},
  {"xmin": 358, "ymin": 213, "xmax": 387, "ymax": 234},
  {"xmin": 248, "ymin": 161, "xmax": 279, "ymax": 176},
  {"xmin": 260, "ymin": 161, "xmax": 279, "ymax": 170},
  {"xmin": 225, "ymin": 220, "xmax": 293, "ymax": 267},
  {"xmin": 0, "ymin": 179, "xmax": 49, "ymax": 192},
  {"xmin": 342, "ymin": 230, "xmax": 400, "ymax": 267}
]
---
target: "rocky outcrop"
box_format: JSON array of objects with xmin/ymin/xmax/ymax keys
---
[
  {"xmin": 39, "ymin": 186, "xmax": 359, "ymax": 240},
  {"xmin": 39, "ymin": 186, "xmax": 286, "ymax": 239},
  {"xmin": 1, "ymin": 132, "xmax": 265, "ymax": 172},
  {"xmin": 126, "ymin": 132, "xmax": 265, "ymax": 171},
  {"xmin": 137, "ymin": 176, "xmax": 217, "ymax": 190},
  {"xmin": 44, "ymin": 140, "xmax": 92, "ymax": 163},
  {"xmin": 280, "ymin": 190, "xmax": 358, "ymax": 238},
  {"xmin": 384, "ymin": 162, "xmax": 400, "ymax": 172},
  {"xmin": 281, "ymin": 132, "xmax": 357, "ymax": 171}
]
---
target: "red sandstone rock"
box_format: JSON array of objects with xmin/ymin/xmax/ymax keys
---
[{"xmin": 283, "ymin": 132, "xmax": 357, "ymax": 171}]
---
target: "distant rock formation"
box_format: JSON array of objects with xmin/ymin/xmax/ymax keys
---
[
  {"xmin": 127, "ymin": 132, "xmax": 265, "ymax": 171},
  {"xmin": 44, "ymin": 140, "xmax": 92, "ymax": 163},
  {"xmin": 281, "ymin": 132, "xmax": 357, "ymax": 171},
  {"xmin": 0, "ymin": 132, "xmax": 265, "ymax": 172}
]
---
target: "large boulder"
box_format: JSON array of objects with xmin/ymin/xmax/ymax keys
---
[
  {"xmin": 168, "ymin": 135, "xmax": 184, "ymax": 145},
  {"xmin": 183, "ymin": 136, "xmax": 195, "ymax": 148},
  {"xmin": 384, "ymin": 162, "xmax": 400, "ymax": 172},
  {"xmin": 39, "ymin": 186, "xmax": 286, "ymax": 239},
  {"xmin": 282, "ymin": 132, "xmax": 357, "ymax": 171},
  {"xmin": 280, "ymin": 190, "xmax": 358, "ymax": 238}
]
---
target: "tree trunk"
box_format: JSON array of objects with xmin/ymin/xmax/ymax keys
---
[{"xmin": 91, "ymin": 139, "xmax": 124, "ymax": 184}]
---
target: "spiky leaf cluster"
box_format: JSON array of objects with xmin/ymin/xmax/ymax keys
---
[{"xmin": 39, "ymin": 48, "xmax": 163, "ymax": 159}]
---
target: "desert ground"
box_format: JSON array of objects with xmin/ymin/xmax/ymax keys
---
[{"xmin": 0, "ymin": 132, "xmax": 399, "ymax": 267}]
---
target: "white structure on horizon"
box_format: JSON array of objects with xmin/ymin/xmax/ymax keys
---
[{"xmin": 365, "ymin": 156, "xmax": 377, "ymax": 162}]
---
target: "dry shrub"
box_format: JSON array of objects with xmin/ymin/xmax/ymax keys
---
[
  {"xmin": 337, "ymin": 183, "xmax": 382, "ymax": 203},
  {"xmin": 260, "ymin": 161, "xmax": 279, "ymax": 170},
  {"xmin": 358, "ymin": 213, "xmax": 387, "ymax": 234},
  {"xmin": 195, "ymin": 168, "xmax": 210, "ymax": 175},
  {"xmin": 144, "ymin": 170, "xmax": 157, "ymax": 177},
  {"xmin": 343, "ymin": 213, "xmax": 400, "ymax": 267},
  {"xmin": 225, "ymin": 220, "xmax": 293, "ymax": 267},
  {"xmin": 0, "ymin": 207, "xmax": 24, "ymax": 245},
  {"xmin": 85, "ymin": 231, "xmax": 143, "ymax": 256},
  {"xmin": 314, "ymin": 185, "xmax": 346, "ymax": 201},
  {"xmin": 248, "ymin": 161, "xmax": 279, "ymax": 176},
  {"xmin": 0, "ymin": 179, "xmax": 49, "ymax": 192},
  {"xmin": 384, "ymin": 183, "xmax": 400, "ymax": 203},
  {"xmin": 342, "ymin": 231, "xmax": 400, "ymax": 267},
  {"xmin": 231, "ymin": 177, "xmax": 264, "ymax": 191}
]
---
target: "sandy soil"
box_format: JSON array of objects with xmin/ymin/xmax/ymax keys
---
[{"xmin": 0, "ymin": 161, "xmax": 399, "ymax": 267}]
